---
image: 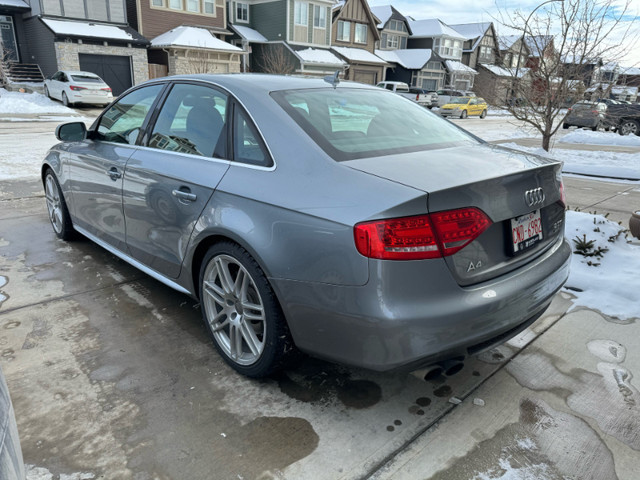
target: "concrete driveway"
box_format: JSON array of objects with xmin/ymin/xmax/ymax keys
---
[{"xmin": 0, "ymin": 121, "xmax": 639, "ymax": 479}]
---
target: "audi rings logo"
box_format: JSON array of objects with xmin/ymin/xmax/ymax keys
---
[{"xmin": 525, "ymin": 187, "xmax": 545, "ymax": 207}]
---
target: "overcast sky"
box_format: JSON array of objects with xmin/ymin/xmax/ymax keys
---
[{"xmin": 368, "ymin": 0, "xmax": 640, "ymax": 67}]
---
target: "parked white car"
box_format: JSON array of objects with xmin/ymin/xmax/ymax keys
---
[
  {"xmin": 376, "ymin": 81, "xmax": 437, "ymax": 108},
  {"xmin": 44, "ymin": 70, "xmax": 113, "ymax": 107}
]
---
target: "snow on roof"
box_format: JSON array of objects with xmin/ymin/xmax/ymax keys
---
[
  {"xmin": 41, "ymin": 18, "xmax": 134, "ymax": 41},
  {"xmin": 295, "ymin": 48, "xmax": 346, "ymax": 66},
  {"xmin": 498, "ymin": 35, "xmax": 521, "ymax": 50},
  {"xmin": 621, "ymin": 66, "xmax": 640, "ymax": 76},
  {"xmin": 585, "ymin": 83, "xmax": 611, "ymax": 92},
  {"xmin": 611, "ymin": 86, "xmax": 639, "ymax": 95},
  {"xmin": 230, "ymin": 25, "xmax": 267, "ymax": 43},
  {"xmin": 151, "ymin": 26, "xmax": 243, "ymax": 52},
  {"xmin": 331, "ymin": 46, "xmax": 387, "ymax": 65},
  {"xmin": 449, "ymin": 22, "xmax": 491, "ymax": 41},
  {"xmin": 409, "ymin": 19, "xmax": 464, "ymax": 39},
  {"xmin": 333, "ymin": 0, "xmax": 345, "ymax": 10},
  {"xmin": 375, "ymin": 49, "xmax": 433, "ymax": 70},
  {"xmin": 0, "ymin": 0, "xmax": 29, "ymax": 8},
  {"xmin": 370, "ymin": 5, "xmax": 393, "ymax": 28},
  {"xmin": 481, "ymin": 64, "xmax": 529, "ymax": 78},
  {"xmin": 524, "ymin": 35, "xmax": 553, "ymax": 57},
  {"xmin": 445, "ymin": 60, "xmax": 477, "ymax": 74}
]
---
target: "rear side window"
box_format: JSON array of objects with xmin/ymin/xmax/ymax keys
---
[
  {"xmin": 96, "ymin": 84, "xmax": 163, "ymax": 144},
  {"xmin": 233, "ymin": 108, "xmax": 271, "ymax": 167},
  {"xmin": 148, "ymin": 83, "xmax": 228, "ymax": 158},
  {"xmin": 272, "ymin": 88, "xmax": 476, "ymax": 161}
]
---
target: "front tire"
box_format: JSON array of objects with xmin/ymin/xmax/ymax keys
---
[
  {"xmin": 62, "ymin": 92, "xmax": 71, "ymax": 107},
  {"xmin": 199, "ymin": 242, "xmax": 292, "ymax": 377},
  {"xmin": 619, "ymin": 119, "xmax": 640, "ymax": 136},
  {"xmin": 563, "ymin": 123, "xmax": 569, "ymax": 129},
  {"xmin": 480, "ymin": 109, "xmax": 487, "ymax": 119},
  {"xmin": 44, "ymin": 85, "xmax": 50, "ymax": 98},
  {"xmin": 460, "ymin": 110, "xmax": 468, "ymax": 119},
  {"xmin": 44, "ymin": 169, "xmax": 75, "ymax": 241}
]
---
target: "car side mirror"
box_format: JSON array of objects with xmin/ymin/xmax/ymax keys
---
[{"xmin": 56, "ymin": 122, "xmax": 87, "ymax": 142}]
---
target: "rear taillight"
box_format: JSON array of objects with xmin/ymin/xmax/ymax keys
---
[
  {"xmin": 591, "ymin": 110, "xmax": 599, "ymax": 114},
  {"xmin": 559, "ymin": 180, "xmax": 566, "ymax": 207},
  {"xmin": 69, "ymin": 85, "xmax": 86, "ymax": 91},
  {"xmin": 101, "ymin": 87, "xmax": 112, "ymax": 92},
  {"xmin": 354, "ymin": 207, "xmax": 492, "ymax": 260},
  {"xmin": 416, "ymin": 94, "xmax": 420, "ymax": 101}
]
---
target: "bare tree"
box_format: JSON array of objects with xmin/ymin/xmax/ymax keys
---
[
  {"xmin": 496, "ymin": 0, "xmax": 638, "ymax": 151},
  {"xmin": 259, "ymin": 44, "xmax": 295, "ymax": 75}
]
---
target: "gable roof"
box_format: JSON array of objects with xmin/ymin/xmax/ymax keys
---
[
  {"xmin": 525, "ymin": 35, "xmax": 554, "ymax": 57},
  {"xmin": 449, "ymin": 22, "xmax": 493, "ymax": 52},
  {"xmin": 498, "ymin": 35, "xmax": 521, "ymax": 50},
  {"xmin": 332, "ymin": 0, "xmax": 381, "ymax": 41},
  {"xmin": 230, "ymin": 25, "xmax": 268, "ymax": 44},
  {"xmin": 370, "ymin": 5, "xmax": 393, "ymax": 28},
  {"xmin": 150, "ymin": 26, "xmax": 243, "ymax": 52},
  {"xmin": 375, "ymin": 49, "xmax": 434, "ymax": 70},
  {"xmin": 409, "ymin": 19, "xmax": 465, "ymax": 39}
]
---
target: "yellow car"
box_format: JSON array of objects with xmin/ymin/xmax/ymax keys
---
[{"xmin": 439, "ymin": 96, "xmax": 488, "ymax": 119}]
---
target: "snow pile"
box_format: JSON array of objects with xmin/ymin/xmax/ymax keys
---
[
  {"xmin": 497, "ymin": 142, "xmax": 640, "ymax": 180},
  {"xmin": 0, "ymin": 89, "xmax": 75, "ymax": 114},
  {"xmin": 0, "ymin": 130, "xmax": 58, "ymax": 180},
  {"xmin": 564, "ymin": 210, "xmax": 640, "ymax": 320},
  {"xmin": 559, "ymin": 130, "xmax": 640, "ymax": 147}
]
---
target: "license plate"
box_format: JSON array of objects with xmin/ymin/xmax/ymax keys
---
[
  {"xmin": 511, "ymin": 210, "xmax": 543, "ymax": 253},
  {"xmin": 89, "ymin": 89, "xmax": 106, "ymax": 95}
]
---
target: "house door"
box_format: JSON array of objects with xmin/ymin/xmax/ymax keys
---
[
  {"xmin": 78, "ymin": 53, "xmax": 133, "ymax": 96},
  {"xmin": 0, "ymin": 16, "xmax": 18, "ymax": 62}
]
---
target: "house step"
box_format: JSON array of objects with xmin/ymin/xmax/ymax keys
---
[{"xmin": 1, "ymin": 62, "xmax": 45, "ymax": 84}]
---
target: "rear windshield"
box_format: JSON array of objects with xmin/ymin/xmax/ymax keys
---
[
  {"xmin": 71, "ymin": 75, "xmax": 103, "ymax": 83},
  {"xmin": 271, "ymin": 88, "xmax": 476, "ymax": 161}
]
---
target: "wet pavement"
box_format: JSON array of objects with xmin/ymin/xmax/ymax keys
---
[{"xmin": 1, "ymin": 147, "xmax": 639, "ymax": 478}]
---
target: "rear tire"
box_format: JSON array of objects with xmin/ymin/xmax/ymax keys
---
[
  {"xmin": 618, "ymin": 119, "xmax": 640, "ymax": 136},
  {"xmin": 62, "ymin": 92, "xmax": 71, "ymax": 107},
  {"xmin": 480, "ymin": 109, "xmax": 487, "ymax": 119},
  {"xmin": 44, "ymin": 169, "xmax": 75, "ymax": 241},
  {"xmin": 199, "ymin": 242, "xmax": 293, "ymax": 378},
  {"xmin": 592, "ymin": 123, "xmax": 599, "ymax": 132},
  {"xmin": 461, "ymin": 110, "xmax": 468, "ymax": 119},
  {"xmin": 563, "ymin": 123, "xmax": 569, "ymax": 129},
  {"xmin": 44, "ymin": 85, "xmax": 50, "ymax": 98}
]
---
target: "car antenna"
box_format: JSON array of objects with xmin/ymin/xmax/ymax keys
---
[{"xmin": 324, "ymin": 70, "xmax": 340, "ymax": 89}]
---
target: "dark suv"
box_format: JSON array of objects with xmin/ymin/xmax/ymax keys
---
[
  {"xmin": 603, "ymin": 103, "xmax": 640, "ymax": 136},
  {"xmin": 563, "ymin": 101, "xmax": 607, "ymax": 131}
]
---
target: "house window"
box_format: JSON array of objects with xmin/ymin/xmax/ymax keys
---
[
  {"xmin": 187, "ymin": 0, "xmax": 198, "ymax": 12},
  {"xmin": 388, "ymin": 19, "xmax": 407, "ymax": 32},
  {"xmin": 236, "ymin": 2, "xmax": 248, "ymax": 22},
  {"xmin": 426, "ymin": 61, "xmax": 441, "ymax": 70},
  {"xmin": 337, "ymin": 20, "xmax": 350, "ymax": 42},
  {"xmin": 204, "ymin": 0, "xmax": 214, "ymax": 13},
  {"xmin": 313, "ymin": 5, "xmax": 326, "ymax": 28},
  {"xmin": 354, "ymin": 24, "xmax": 367, "ymax": 44},
  {"xmin": 386, "ymin": 34, "xmax": 398, "ymax": 48},
  {"xmin": 169, "ymin": 0, "xmax": 181, "ymax": 9},
  {"xmin": 151, "ymin": 0, "xmax": 163, "ymax": 6},
  {"xmin": 294, "ymin": 2, "xmax": 308, "ymax": 26},
  {"xmin": 479, "ymin": 45, "xmax": 492, "ymax": 60}
]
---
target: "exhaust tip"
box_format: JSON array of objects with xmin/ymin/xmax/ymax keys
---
[
  {"xmin": 422, "ymin": 365, "xmax": 445, "ymax": 381},
  {"xmin": 443, "ymin": 359, "xmax": 465, "ymax": 377}
]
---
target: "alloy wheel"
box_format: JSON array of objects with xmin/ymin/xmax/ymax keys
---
[
  {"xmin": 620, "ymin": 121, "xmax": 639, "ymax": 136},
  {"xmin": 45, "ymin": 174, "xmax": 63, "ymax": 234},
  {"xmin": 201, "ymin": 254, "xmax": 266, "ymax": 366}
]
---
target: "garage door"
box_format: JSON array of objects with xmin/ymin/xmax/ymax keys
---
[
  {"xmin": 78, "ymin": 54, "xmax": 132, "ymax": 96},
  {"xmin": 353, "ymin": 70, "xmax": 377, "ymax": 85}
]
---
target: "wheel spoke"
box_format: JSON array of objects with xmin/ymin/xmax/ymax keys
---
[
  {"xmin": 229, "ymin": 324, "xmax": 243, "ymax": 360},
  {"xmin": 54, "ymin": 207, "xmax": 63, "ymax": 226},
  {"xmin": 234, "ymin": 268, "xmax": 248, "ymax": 299},
  {"xmin": 209, "ymin": 311, "xmax": 229, "ymax": 332},
  {"xmin": 203, "ymin": 280, "xmax": 225, "ymax": 306},
  {"xmin": 240, "ymin": 320, "xmax": 263, "ymax": 356},
  {"xmin": 215, "ymin": 257, "xmax": 235, "ymax": 294},
  {"xmin": 242, "ymin": 301, "xmax": 264, "ymax": 321}
]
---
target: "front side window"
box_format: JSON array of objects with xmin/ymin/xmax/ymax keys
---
[
  {"xmin": 272, "ymin": 88, "xmax": 475, "ymax": 161},
  {"xmin": 294, "ymin": 2, "xmax": 308, "ymax": 26},
  {"xmin": 337, "ymin": 20, "xmax": 350, "ymax": 42},
  {"xmin": 313, "ymin": 5, "xmax": 326, "ymax": 28},
  {"xmin": 148, "ymin": 83, "xmax": 228, "ymax": 158},
  {"xmin": 96, "ymin": 84, "xmax": 164, "ymax": 145},
  {"xmin": 354, "ymin": 24, "xmax": 367, "ymax": 44},
  {"xmin": 237, "ymin": 2, "xmax": 248, "ymax": 21}
]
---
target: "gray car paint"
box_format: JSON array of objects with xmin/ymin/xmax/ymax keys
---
[{"xmin": 42, "ymin": 74, "xmax": 570, "ymax": 372}]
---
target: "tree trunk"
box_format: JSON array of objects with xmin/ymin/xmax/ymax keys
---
[{"xmin": 542, "ymin": 133, "xmax": 551, "ymax": 152}]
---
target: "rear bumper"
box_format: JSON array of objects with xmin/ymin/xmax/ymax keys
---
[
  {"xmin": 70, "ymin": 92, "xmax": 113, "ymax": 105},
  {"xmin": 272, "ymin": 236, "xmax": 571, "ymax": 371},
  {"xmin": 565, "ymin": 117, "xmax": 599, "ymax": 127}
]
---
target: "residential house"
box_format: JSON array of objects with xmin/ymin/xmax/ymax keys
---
[
  {"xmin": 524, "ymin": 35, "xmax": 557, "ymax": 72},
  {"xmin": 561, "ymin": 55, "xmax": 602, "ymax": 88},
  {"xmin": 618, "ymin": 66, "xmax": 640, "ymax": 88},
  {"xmin": 0, "ymin": 0, "xmax": 30, "ymax": 63},
  {"xmin": 474, "ymin": 64, "xmax": 530, "ymax": 105},
  {"xmin": 16, "ymin": 0, "xmax": 149, "ymax": 94},
  {"xmin": 408, "ymin": 19, "xmax": 476, "ymax": 91},
  {"xmin": 125, "ymin": 0, "xmax": 244, "ymax": 77},
  {"xmin": 329, "ymin": 0, "xmax": 387, "ymax": 84},
  {"xmin": 227, "ymin": 0, "xmax": 345, "ymax": 76},
  {"xmin": 498, "ymin": 35, "xmax": 529, "ymax": 70},
  {"xmin": 448, "ymin": 22, "xmax": 499, "ymax": 70},
  {"xmin": 375, "ymin": 48, "xmax": 445, "ymax": 91},
  {"xmin": 369, "ymin": 4, "xmax": 411, "ymax": 51}
]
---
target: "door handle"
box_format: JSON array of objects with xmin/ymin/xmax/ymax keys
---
[
  {"xmin": 106, "ymin": 167, "xmax": 121, "ymax": 181},
  {"xmin": 172, "ymin": 188, "xmax": 197, "ymax": 202}
]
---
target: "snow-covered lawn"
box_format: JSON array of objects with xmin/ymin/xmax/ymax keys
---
[
  {"xmin": 0, "ymin": 89, "xmax": 75, "ymax": 115},
  {"xmin": 498, "ymin": 142, "xmax": 640, "ymax": 180},
  {"xmin": 0, "ymin": 129, "xmax": 58, "ymax": 181},
  {"xmin": 564, "ymin": 211, "xmax": 640, "ymax": 320},
  {"xmin": 559, "ymin": 129, "xmax": 640, "ymax": 147}
]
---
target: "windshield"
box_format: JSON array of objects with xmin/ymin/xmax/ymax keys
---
[
  {"xmin": 448, "ymin": 97, "xmax": 471, "ymax": 105},
  {"xmin": 71, "ymin": 75, "xmax": 103, "ymax": 83},
  {"xmin": 272, "ymin": 88, "xmax": 477, "ymax": 161}
]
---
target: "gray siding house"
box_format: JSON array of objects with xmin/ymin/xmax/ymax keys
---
[{"xmin": 449, "ymin": 22, "xmax": 499, "ymax": 70}]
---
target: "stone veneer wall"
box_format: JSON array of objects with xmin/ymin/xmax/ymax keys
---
[
  {"xmin": 54, "ymin": 42, "xmax": 149, "ymax": 85},
  {"xmin": 166, "ymin": 50, "xmax": 242, "ymax": 76}
]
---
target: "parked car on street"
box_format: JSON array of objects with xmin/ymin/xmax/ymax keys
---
[
  {"xmin": 43, "ymin": 75, "xmax": 570, "ymax": 378},
  {"xmin": 603, "ymin": 103, "xmax": 640, "ymax": 135},
  {"xmin": 563, "ymin": 101, "xmax": 608, "ymax": 131},
  {"xmin": 44, "ymin": 70, "xmax": 114, "ymax": 107},
  {"xmin": 376, "ymin": 81, "xmax": 436, "ymax": 108},
  {"xmin": 439, "ymin": 96, "xmax": 488, "ymax": 119},
  {"xmin": 409, "ymin": 87, "xmax": 438, "ymax": 108},
  {"xmin": 436, "ymin": 89, "xmax": 475, "ymax": 107}
]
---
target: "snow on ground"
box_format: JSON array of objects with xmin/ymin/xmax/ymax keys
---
[
  {"xmin": 559, "ymin": 129, "xmax": 640, "ymax": 147},
  {"xmin": 564, "ymin": 210, "xmax": 640, "ymax": 321},
  {"xmin": 0, "ymin": 130, "xmax": 58, "ymax": 180},
  {"xmin": 0, "ymin": 88, "xmax": 75, "ymax": 114},
  {"xmin": 498, "ymin": 142, "xmax": 640, "ymax": 181}
]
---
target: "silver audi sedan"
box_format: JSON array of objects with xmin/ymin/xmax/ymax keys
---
[{"xmin": 42, "ymin": 74, "xmax": 570, "ymax": 377}]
